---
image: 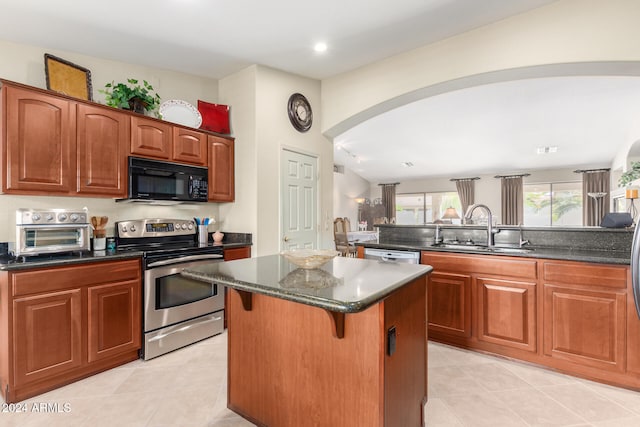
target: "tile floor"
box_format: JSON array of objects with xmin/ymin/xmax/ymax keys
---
[{"xmin": 2, "ymin": 333, "xmax": 640, "ymax": 426}]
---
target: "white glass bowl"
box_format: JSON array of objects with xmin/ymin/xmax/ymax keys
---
[{"xmin": 280, "ymin": 249, "xmax": 340, "ymax": 269}]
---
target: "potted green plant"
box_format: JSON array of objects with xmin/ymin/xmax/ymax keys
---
[
  {"xmin": 100, "ymin": 78, "xmax": 161, "ymax": 116},
  {"xmin": 619, "ymin": 161, "xmax": 640, "ymax": 187}
]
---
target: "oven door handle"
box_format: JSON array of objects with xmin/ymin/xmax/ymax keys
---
[{"xmin": 147, "ymin": 254, "xmax": 223, "ymax": 268}]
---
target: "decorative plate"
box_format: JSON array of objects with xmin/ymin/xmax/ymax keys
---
[
  {"xmin": 159, "ymin": 99, "xmax": 202, "ymax": 128},
  {"xmin": 287, "ymin": 93, "xmax": 312, "ymax": 132}
]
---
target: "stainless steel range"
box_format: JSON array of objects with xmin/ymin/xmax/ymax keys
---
[{"xmin": 115, "ymin": 218, "xmax": 224, "ymax": 360}]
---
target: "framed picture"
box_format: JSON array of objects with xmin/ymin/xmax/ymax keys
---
[{"xmin": 44, "ymin": 53, "xmax": 93, "ymax": 100}]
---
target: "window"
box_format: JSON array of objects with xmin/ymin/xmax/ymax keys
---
[
  {"xmin": 524, "ymin": 182, "xmax": 582, "ymax": 226},
  {"xmin": 396, "ymin": 192, "xmax": 461, "ymax": 225}
]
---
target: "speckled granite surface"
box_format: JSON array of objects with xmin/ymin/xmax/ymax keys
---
[
  {"xmin": 365, "ymin": 224, "xmax": 633, "ymax": 265},
  {"xmin": 0, "ymin": 232, "xmax": 253, "ymax": 271},
  {"xmin": 182, "ymin": 254, "xmax": 431, "ymax": 313}
]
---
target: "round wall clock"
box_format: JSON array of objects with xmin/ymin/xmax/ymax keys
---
[{"xmin": 287, "ymin": 93, "xmax": 313, "ymax": 132}]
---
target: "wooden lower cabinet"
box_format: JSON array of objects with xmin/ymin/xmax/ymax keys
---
[
  {"xmin": 87, "ymin": 280, "xmax": 141, "ymax": 364},
  {"xmin": 477, "ymin": 277, "xmax": 536, "ymax": 352},
  {"xmin": 542, "ymin": 260, "xmax": 627, "ymax": 374},
  {"xmin": 420, "ymin": 250, "xmax": 639, "ymax": 389},
  {"xmin": 13, "ymin": 289, "xmax": 83, "ymax": 388},
  {"xmin": 428, "ymin": 272, "xmax": 471, "ymax": 338},
  {"xmin": 223, "ymin": 246, "xmax": 251, "ymax": 261},
  {"xmin": 0, "ymin": 259, "xmax": 142, "ymax": 403}
]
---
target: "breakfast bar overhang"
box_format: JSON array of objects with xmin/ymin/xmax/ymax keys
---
[{"xmin": 182, "ymin": 255, "xmax": 432, "ymax": 427}]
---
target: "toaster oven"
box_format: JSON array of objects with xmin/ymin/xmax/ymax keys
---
[{"xmin": 14, "ymin": 208, "xmax": 91, "ymax": 256}]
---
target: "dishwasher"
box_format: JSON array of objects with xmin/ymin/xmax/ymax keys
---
[{"xmin": 364, "ymin": 248, "xmax": 420, "ymax": 264}]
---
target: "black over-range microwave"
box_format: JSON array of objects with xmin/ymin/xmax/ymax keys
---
[{"xmin": 123, "ymin": 157, "xmax": 208, "ymax": 202}]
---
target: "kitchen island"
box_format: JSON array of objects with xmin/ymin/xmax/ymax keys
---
[{"xmin": 182, "ymin": 254, "xmax": 432, "ymax": 427}]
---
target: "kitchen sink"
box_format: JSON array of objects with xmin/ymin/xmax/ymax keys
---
[{"xmin": 432, "ymin": 243, "xmax": 532, "ymax": 254}]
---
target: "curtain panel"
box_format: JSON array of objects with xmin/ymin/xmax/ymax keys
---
[
  {"xmin": 454, "ymin": 179, "xmax": 475, "ymax": 216},
  {"xmin": 380, "ymin": 184, "xmax": 397, "ymax": 221},
  {"xmin": 501, "ymin": 176, "xmax": 523, "ymax": 225},
  {"xmin": 582, "ymin": 169, "xmax": 610, "ymax": 226}
]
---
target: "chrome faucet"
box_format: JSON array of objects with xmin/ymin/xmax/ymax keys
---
[{"xmin": 464, "ymin": 204, "xmax": 497, "ymax": 247}]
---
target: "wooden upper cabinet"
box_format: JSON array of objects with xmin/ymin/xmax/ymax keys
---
[
  {"xmin": 173, "ymin": 127, "xmax": 207, "ymax": 165},
  {"xmin": 76, "ymin": 104, "xmax": 128, "ymax": 197},
  {"xmin": 130, "ymin": 116, "xmax": 172, "ymax": 160},
  {"xmin": 130, "ymin": 116, "xmax": 210, "ymax": 166},
  {"xmin": 208, "ymin": 135, "xmax": 235, "ymax": 202},
  {"xmin": 3, "ymin": 85, "xmax": 75, "ymax": 194}
]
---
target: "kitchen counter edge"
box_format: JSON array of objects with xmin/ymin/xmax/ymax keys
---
[{"xmin": 357, "ymin": 242, "xmax": 630, "ymax": 265}]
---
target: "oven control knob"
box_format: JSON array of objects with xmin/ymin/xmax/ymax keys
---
[
  {"xmin": 58, "ymin": 213, "xmax": 68, "ymax": 222},
  {"xmin": 121, "ymin": 225, "xmax": 127, "ymax": 233},
  {"xmin": 130, "ymin": 225, "xmax": 136, "ymax": 232},
  {"xmin": 45, "ymin": 214, "xmax": 54, "ymax": 222},
  {"xmin": 32, "ymin": 214, "xmax": 41, "ymax": 222},
  {"xmin": 187, "ymin": 223, "xmax": 193, "ymax": 230},
  {"xmin": 70, "ymin": 214, "xmax": 79, "ymax": 222},
  {"xmin": 181, "ymin": 223, "xmax": 188, "ymax": 230}
]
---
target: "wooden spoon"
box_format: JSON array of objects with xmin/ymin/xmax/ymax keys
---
[
  {"xmin": 99, "ymin": 216, "xmax": 108, "ymax": 228},
  {"xmin": 91, "ymin": 216, "xmax": 98, "ymax": 229}
]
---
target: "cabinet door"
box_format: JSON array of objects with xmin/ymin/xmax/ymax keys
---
[
  {"xmin": 76, "ymin": 104, "xmax": 128, "ymax": 196},
  {"xmin": 477, "ymin": 277, "xmax": 536, "ymax": 352},
  {"xmin": 130, "ymin": 116, "xmax": 172, "ymax": 159},
  {"xmin": 173, "ymin": 127, "xmax": 207, "ymax": 165},
  {"xmin": 543, "ymin": 284, "xmax": 626, "ymax": 371},
  {"xmin": 87, "ymin": 280, "xmax": 141, "ymax": 364},
  {"xmin": 13, "ymin": 289, "xmax": 83, "ymax": 387},
  {"xmin": 208, "ymin": 135, "xmax": 235, "ymax": 202},
  {"xmin": 4, "ymin": 85, "xmax": 75, "ymax": 193},
  {"xmin": 428, "ymin": 272, "xmax": 472, "ymax": 338}
]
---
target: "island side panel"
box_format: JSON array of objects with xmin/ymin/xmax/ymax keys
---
[
  {"xmin": 383, "ymin": 275, "xmax": 428, "ymax": 427},
  {"xmin": 227, "ymin": 290, "xmax": 385, "ymax": 427}
]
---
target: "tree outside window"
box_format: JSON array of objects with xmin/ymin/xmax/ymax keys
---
[{"xmin": 524, "ymin": 182, "xmax": 582, "ymax": 226}]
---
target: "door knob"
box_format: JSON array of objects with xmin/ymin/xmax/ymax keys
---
[{"xmin": 283, "ymin": 236, "xmax": 290, "ymax": 242}]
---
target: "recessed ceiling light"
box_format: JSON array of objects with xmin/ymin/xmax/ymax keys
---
[
  {"xmin": 314, "ymin": 42, "xmax": 328, "ymax": 53},
  {"xmin": 401, "ymin": 162, "xmax": 414, "ymax": 167},
  {"xmin": 536, "ymin": 146, "xmax": 558, "ymax": 154}
]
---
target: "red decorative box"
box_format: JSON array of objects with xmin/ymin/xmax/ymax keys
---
[{"xmin": 197, "ymin": 100, "xmax": 230, "ymax": 134}]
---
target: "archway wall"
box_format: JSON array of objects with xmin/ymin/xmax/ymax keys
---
[{"xmin": 321, "ymin": 0, "xmax": 640, "ymax": 139}]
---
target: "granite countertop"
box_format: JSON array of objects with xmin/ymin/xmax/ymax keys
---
[
  {"xmin": 0, "ymin": 239, "xmax": 253, "ymax": 271},
  {"xmin": 182, "ymin": 254, "xmax": 432, "ymax": 313},
  {"xmin": 357, "ymin": 242, "xmax": 631, "ymax": 265},
  {"xmin": 0, "ymin": 250, "xmax": 144, "ymax": 271}
]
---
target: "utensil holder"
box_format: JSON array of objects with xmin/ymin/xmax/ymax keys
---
[{"xmin": 198, "ymin": 225, "xmax": 209, "ymax": 245}]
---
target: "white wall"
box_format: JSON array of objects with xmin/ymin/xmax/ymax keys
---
[
  {"xmin": 219, "ymin": 65, "xmax": 334, "ymax": 256},
  {"xmin": 0, "ymin": 40, "xmax": 218, "ymax": 107},
  {"xmin": 333, "ymin": 166, "xmax": 372, "ymax": 229},
  {"xmin": 0, "ymin": 39, "xmax": 223, "ymax": 242},
  {"xmin": 321, "ymin": 0, "xmax": 640, "ymax": 137}
]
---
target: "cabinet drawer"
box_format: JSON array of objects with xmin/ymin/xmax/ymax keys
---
[
  {"xmin": 422, "ymin": 252, "xmax": 537, "ymax": 280},
  {"xmin": 12, "ymin": 259, "xmax": 141, "ymax": 296},
  {"xmin": 542, "ymin": 261, "xmax": 627, "ymax": 289}
]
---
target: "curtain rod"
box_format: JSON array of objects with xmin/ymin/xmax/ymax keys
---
[
  {"xmin": 450, "ymin": 177, "xmax": 480, "ymax": 182},
  {"xmin": 573, "ymin": 168, "xmax": 610, "ymax": 173},
  {"xmin": 494, "ymin": 173, "xmax": 531, "ymax": 179},
  {"xmin": 377, "ymin": 182, "xmax": 400, "ymax": 186}
]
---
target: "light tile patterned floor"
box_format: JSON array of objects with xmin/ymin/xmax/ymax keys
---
[{"xmin": 2, "ymin": 333, "xmax": 640, "ymax": 426}]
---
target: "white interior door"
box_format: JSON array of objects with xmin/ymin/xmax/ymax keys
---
[{"xmin": 281, "ymin": 149, "xmax": 318, "ymax": 250}]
